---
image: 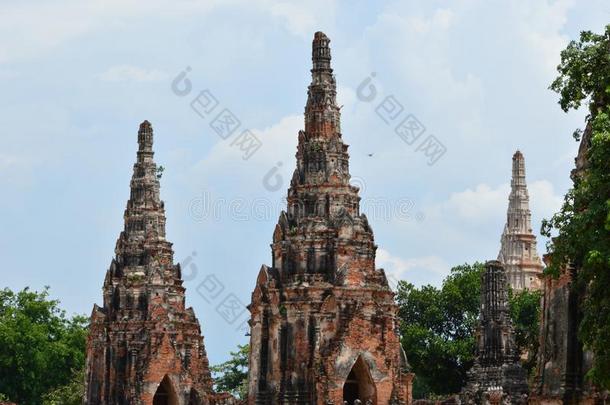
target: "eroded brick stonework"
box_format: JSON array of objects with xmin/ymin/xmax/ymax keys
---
[
  {"xmin": 246, "ymin": 32, "xmax": 413, "ymax": 405},
  {"xmin": 84, "ymin": 122, "xmax": 216, "ymax": 405}
]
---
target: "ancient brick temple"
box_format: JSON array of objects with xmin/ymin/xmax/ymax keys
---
[
  {"xmin": 246, "ymin": 32, "xmax": 413, "ymax": 405},
  {"xmin": 497, "ymin": 151, "xmax": 543, "ymax": 291},
  {"xmin": 532, "ymin": 126, "xmax": 605, "ymax": 404},
  {"xmin": 532, "ymin": 258, "xmax": 597, "ymax": 404},
  {"xmin": 461, "ymin": 260, "xmax": 528, "ymax": 404},
  {"xmin": 84, "ymin": 121, "xmax": 215, "ymax": 405}
]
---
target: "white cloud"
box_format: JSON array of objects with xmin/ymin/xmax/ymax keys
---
[
  {"xmin": 445, "ymin": 183, "xmax": 510, "ymax": 222},
  {"xmin": 0, "ymin": 154, "xmax": 20, "ymax": 170},
  {"xmin": 529, "ymin": 179, "xmax": 564, "ymax": 220},
  {"xmin": 512, "ymin": 0, "xmax": 574, "ymax": 76},
  {"xmin": 434, "ymin": 179, "xmax": 562, "ymax": 224},
  {"xmin": 99, "ymin": 65, "xmax": 168, "ymax": 82},
  {"xmin": 377, "ymin": 248, "xmax": 450, "ymax": 286},
  {"xmin": 268, "ymin": 0, "xmax": 338, "ymax": 38},
  {"xmin": 0, "ymin": 0, "xmax": 336, "ymax": 63},
  {"xmin": 188, "ymin": 114, "xmax": 301, "ymax": 194},
  {"xmin": 387, "ymin": 177, "xmax": 564, "ymax": 283},
  {"xmin": 402, "ymin": 7, "xmax": 455, "ymax": 34}
]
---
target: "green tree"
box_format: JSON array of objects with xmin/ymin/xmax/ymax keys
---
[
  {"xmin": 397, "ymin": 263, "xmax": 541, "ymax": 398},
  {"xmin": 542, "ymin": 24, "xmax": 610, "ymax": 389},
  {"xmin": 509, "ymin": 289, "xmax": 542, "ymax": 376},
  {"xmin": 0, "ymin": 287, "xmax": 88, "ymax": 405},
  {"xmin": 396, "ymin": 263, "xmax": 483, "ymax": 398},
  {"xmin": 211, "ymin": 344, "xmax": 249, "ymax": 399},
  {"xmin": 42, "ymin": 368, "xmax": 85, "ymax": 405}
]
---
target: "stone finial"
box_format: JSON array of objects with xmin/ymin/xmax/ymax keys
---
[
  {"xmin": 511, "ymin": 150, "xmax": 526, "ymax": 189},
  {"xmin": 312, "ymin": 31, "xmax": 332, "ymax": 72},
  {"xmin": 305, "ymin": 31, "xmax": 340, "ymax": 138},
  {"xmin": 137, "ymin": 120, "xmax": 153, "ymax": 152}
]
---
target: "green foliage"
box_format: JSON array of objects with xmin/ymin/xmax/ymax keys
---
[
  {"xmin": 543, "ymin": 24, "xmax": 610, "ymax": 389},
  {"xmin": 42, "ymin": 368, "xmax": 85, "ymax": 405},
  {"xmin": 509, "ymin": 289, "xmax": 542, "ymax": 376},
  {"xmin": 211, "ymin": 344, "xmax": 249, "ymax": 399},
  {"xmin": 156, "ymin": 165, "xmax": 165, "ymax": 179},
  {"xmin": 549, "ymin": 26, "xmax": 610, "ymax": 114},
  {"xmin": 0, "ymin": 287, "xmax": 88, "ymax": 405},
  {"xmin": 397, "ymin": 263, "xmax": 541, "ymax": 398},
  {"xmin": 396, "ymin": 263, "xmax": 483, "ymax": 397}
]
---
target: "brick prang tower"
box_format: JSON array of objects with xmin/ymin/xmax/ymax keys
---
[
  {"xmin": 246, "ymin": 32, "xmax": 414, "ymax": 405},
  {"xmin": 461, "ymin": 260, "xmax": 529, "ymax": 404},
  {"xmin": 84, "ymin": 121, "xmax": 214, "ymax": 405}
]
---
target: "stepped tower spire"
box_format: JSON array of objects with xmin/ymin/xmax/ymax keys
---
[
  {"xmin": 247, "ymin": 32, "xmax": 413, "ymax": 405},
  {"xmin": 84, "ymin": 121, "xmax": 215, "ymax": 405},
  {"xmin": 305, "ymin": 32, "xmax": 341, "ymax": 138},
  {"xmin": 121, "ymin": 120, "xmax": 167, "ymax": 247},
  {"xmin": 281, "ymin": 31, "xmax": 375, "ymax": 285},
  {"xmin": 461, "ymin": 261, "xmax": 529, "ymax": 403},
  {"xmin": 498, "ymin": 150, "xmax": 544, "ymax": 291}
]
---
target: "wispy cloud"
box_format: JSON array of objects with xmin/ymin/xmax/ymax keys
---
[
  {"xmin": 442, "ymin": 180, "xmax": 563, "ymax": 224},
  {"xmin": 377, "ymin": 248, "xmax": 450, "ymax": 287},
  {"xmin": 99, "ymin": 65, "xmax": 168, "ymax": 82}
]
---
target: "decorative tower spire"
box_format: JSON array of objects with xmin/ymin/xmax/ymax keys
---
[
  {"xmin": 138, "ymin": 120, "xmax": 154, "ymax": 153},
  {"xmin": 282, "ymin": 31, "xmax": 373, "ymax": 285},
  {"xmin": 85, "ymin": 121, "xmax": 215, "ymax": 404},
  {"xmin": 305, "ymin": 32, "xmax": 341, "ymax": 140},
  {"xmin": 462, "ymin": 261, "xmax": 529, "ymax": 403},
  {"xmin": 121, "ymin": 120, "xmax": 166, "ymax": 245},
  {"xmin": 498, "ymin": 150, "xmax": 544, "ymax": 291}
]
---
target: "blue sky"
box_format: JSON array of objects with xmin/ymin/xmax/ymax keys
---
[{"xmin": 1, "ymin": 0, "xmax": 608, "ymax": 365}]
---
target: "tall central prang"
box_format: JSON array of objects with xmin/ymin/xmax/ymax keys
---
[{"xmin": 247, "ymin": 32, "xmax": 414, "ymax": 405}]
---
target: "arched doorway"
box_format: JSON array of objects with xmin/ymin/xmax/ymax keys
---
[
  {"xmin": 153, "ymin": 375, "xmax": 179, "ymax": 405},
  {"xmin": 342, "ymin": 356, "xmax": 377, "ymax": 405},
  {"xmin": 188, "ymin": 388, "xmax": 201, "ymax": 405}
]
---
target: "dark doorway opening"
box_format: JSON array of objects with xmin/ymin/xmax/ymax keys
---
[
  {"xmin": 189, "ymin": 388, "xmax": 201, "ymax": 405},
  {"xmin": 153, "ymin": 375, "xmax": 178, "ymax": 405},
  {"xmin": 342, "ymin": 356, "xmax": 377, "ymax": 405},
  {"xmin": 343, "ymin": 369, "xmax": 359, "ymax": 404}
]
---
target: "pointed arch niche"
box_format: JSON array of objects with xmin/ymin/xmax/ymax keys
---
[
  {"xmin": 153, "ymin": 375, "xmax": 179, "ymax": 405},
  {"xmin": 342, "ymin": 356, "xmax": 377, "ymax": 405}
]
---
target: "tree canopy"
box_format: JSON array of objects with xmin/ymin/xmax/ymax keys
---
[
  {"xmin": 210, "ymin": 344, "xmax": 249, "ymax": 399},
  {"xmin": 543, "ymin": 24, "xmax": 610, "ymax": 388},
  {"xmin": 0, "ymin": 287, "xmax": 87, "ymax": 405},
  {"xmin": 396, "ymin": 263, "xmax": 540, "ymax": 398}
]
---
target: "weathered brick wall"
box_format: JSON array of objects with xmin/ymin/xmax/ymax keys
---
[{"xmin": 531, "ymin": 264, "xmax": 603, "ymax": 404}]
